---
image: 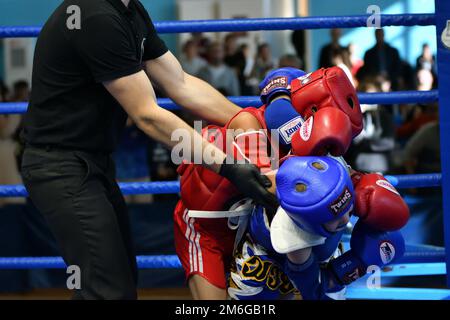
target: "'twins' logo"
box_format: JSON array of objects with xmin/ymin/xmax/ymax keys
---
[
  {"xmin": 329, "ymin": 187, "xmax": 353, "ymax": 215},
  {"xmin": 261, "ymin": 76, "xmax": 288, "ymax": 96}
]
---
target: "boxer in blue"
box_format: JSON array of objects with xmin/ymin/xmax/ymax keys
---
[{"xmin": 228, "ymin": 156, "xmax": 405, "ymax": 300}]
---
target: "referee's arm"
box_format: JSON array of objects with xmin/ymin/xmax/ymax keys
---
[
  {"xmin": 103, "ymin": 70, "xmax": 227, "ymax": 173},
  {"xmin": 144, "ymin": 51, "xmax": 241, "ymax": 126},
  {"xmin": 104, "ymin": 71, "xmax": 278, "ymax": 209}
]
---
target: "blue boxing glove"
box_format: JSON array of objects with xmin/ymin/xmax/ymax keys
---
[
  {"xmin": 259, "ymin": 67, "xmax": 307, "ymax": 104},
  {"xmin": 264, "ymin": 98, "xmax": 303, "ymax": 148},
  {"xmin": 328, "ymin": 219, "xmax": 405, "ymax": 285}
]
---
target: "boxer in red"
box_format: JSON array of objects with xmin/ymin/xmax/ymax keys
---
[{"xmin": 174, "ymin": 67, "xmax": 306, "ymax": 299}]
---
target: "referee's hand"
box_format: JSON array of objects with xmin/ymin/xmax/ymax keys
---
[{"xmin": 219, "ymin": 160, "xmax": 279, "ymax": 211}]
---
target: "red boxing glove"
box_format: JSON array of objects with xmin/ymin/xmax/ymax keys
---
[
  {"xmin": 290, "ymin": 107, "xmax": 352, "ymax": 157},
  {"xmin": 290, "ymin": 67, "xmax": 363, "ymax": 138},
  {"xmin": 352, "ymin": 172, "xmax": 410, "ymax": 231}
]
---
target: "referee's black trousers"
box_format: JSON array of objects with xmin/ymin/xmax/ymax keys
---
[{"xmin": 21, "ymin": 146, "xmax": 138, "ymax": 300}]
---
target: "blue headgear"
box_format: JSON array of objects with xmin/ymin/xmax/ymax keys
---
[
  {"xmin": 259, "ymin": 67, "xmax": 307, "ymax": 104},
  {"xmin": 276, "ymin": 156, "xmax": 354, "ymax": 237}
]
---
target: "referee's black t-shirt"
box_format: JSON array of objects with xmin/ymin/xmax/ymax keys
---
[{"xmin": 22, "ymin": 0, "xmax": 168, "ymax": 153}]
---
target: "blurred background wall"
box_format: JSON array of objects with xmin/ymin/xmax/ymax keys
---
[
  {"xmin": 309, "ymin": 0, "xmax": 436, "ymax": 71},
  {"xmin": 0, "ymin": 0, "xmax": 437, "ymax": 86},
  {"xmin": 0, "ymin": 0, "xmax": 179, "ymax": 86}
]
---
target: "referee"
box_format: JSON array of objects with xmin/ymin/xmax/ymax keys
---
[{"xmin": 21, "ymin": 0, "xmax": 277, "ymax": 299}]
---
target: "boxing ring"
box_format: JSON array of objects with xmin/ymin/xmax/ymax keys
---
[{"xmin": 0, "ymin": 2, "xmax": 449, "ymax": 300}]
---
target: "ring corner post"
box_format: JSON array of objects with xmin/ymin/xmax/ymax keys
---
[{"xmin": 434, "ymin": 0, "xmax": 450, "ymax": 288}]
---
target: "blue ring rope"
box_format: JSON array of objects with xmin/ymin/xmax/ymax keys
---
[
  {"xmin": 0, "ymin": 14, "xmax": 435, "ymax": 38},
  {"xmin": 0, "ymin": 248, "xmax": 443, "ymax": 269},
  {"xmin": 0, "ymin": 181, "xmax": 180, "ymax": 197},
  {"xmin": 0, "ymin": 174, "xmax": 442, "ymax": 197},
  {"xmin": 0, "ymin": 255, "xmax": 182, "ymax": 269},
  {"xmin": 0, "ymin": 90, "xmax": 439, "ymax": 115}
]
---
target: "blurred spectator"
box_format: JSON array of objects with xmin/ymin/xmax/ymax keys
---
[
  {"xmin": 179, "ymin": 39, "xmax": 207, "ymax": 76},
  {"xmin": 224, "ymin": 33, "xmax": 240, "ymax": 66},
  {"xmin": 348, "ymin": 43, "xmax": 364, "ymax": 76},
  {"xmin": 0, "ymin": 81, "xmax": 24, "ymax": 206},
  {"xmin": 197, "ymin": 42, "xmax": 240, "ymax": 96},
  {"xmin": 376, "ymin": 73, "xmax": 392, "ymax": 93},
  {"xmin": 0, "ymin": 79, "xmax": 8, "ymax": 101},
  {"xmin": 252, "ymin": 43, "xmax": 275, "ymax": 82},
  {"xmin": 9, "ymin": 80, "xmax": 30, "ymax": 168},
  {"xmin": 10, "ymin": 80, "xmax": 30, "ymax": 102},
  {"xmin": 278, "ymin": 54, "xmax": 302, "ymax": 69},
  {"xmin": 291, "ymin": 29, "xmax": 306, "ymax": 70},
  {"xmin": 0, "ymin": 85, "xmax": 4, "ymax": 102},
  {"xmin": 237, "ymin": 44, "xmax": 256, "ymax": 95},
  {"xmin": 147, "ymin": 140, "xmax": 178, "ymax": 202},
  {"xmin": 0, "ymin": 115, "xmax": 23, "ymax": 202},
  {"xmin": 191, "ymin": 32, "xmax": 210, "ymax": 59},
  {"xmin": 346, "ymin": 76, "xmax": 396, "ymax": 173},
  {"xmin": 241, "ymin": 44, "xmax": 255, "ymax": 81},
  {"xmin": 114, "ymin": 119, "xmax": 152, "ymax": 204},
  {"xmin": 330, "ymin": 47, "xmax": 354, "ymax": 86},
  {"xmin": 319, "ymin": 29, "xmax": 346, "ymax": 68},
  {"xmin": 360, "ymin": 29, "xmax": 401, "ymax": 90},
  {"xmin": 223, "ymin": 34, "xmax": 250, "ymax": 94},
  {"xmin": 416, "ymin": 43, "xmax": 436, "ymax": 74},
  {"xmin": 401, "ymin": 80, "xmax": 441, "ymax": 246},
  {"xmin": 402, "ymin": 116, "xmax": 442, "ymax": 246},
  {"xmin": 416, "ymin": 68, "xmax": 435, "ymax": 91},
  {"xmin": 396, "ymin": 69, "xmax": 437, "ymax": 140},
  {"xmin": 403, "ymin": 119, "xmax": 441, "ymax": 178},
  {"xmin": 398, "ymin": 60, "xmax": 416, "ymax": 91},
  {"xmin": 397, "ymin": 102, "xmax": 439, "ymax": 142},
  {"xmin": 396, "ymin": 101, "xmax": 436, "ymax": 142}
]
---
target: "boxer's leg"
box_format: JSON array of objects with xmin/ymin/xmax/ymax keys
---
[
  {"xmin": 188, "ymin": 274, "xmax": 227, "ymax": 300},
  {"xmin": 174, "ymin": 202, "xmax": 228, "ymax": 300}
]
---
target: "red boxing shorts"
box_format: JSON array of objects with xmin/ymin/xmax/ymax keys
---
[{"xmin": 173, "ymin": 200, "xmax": 237, "ymax": 289}]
